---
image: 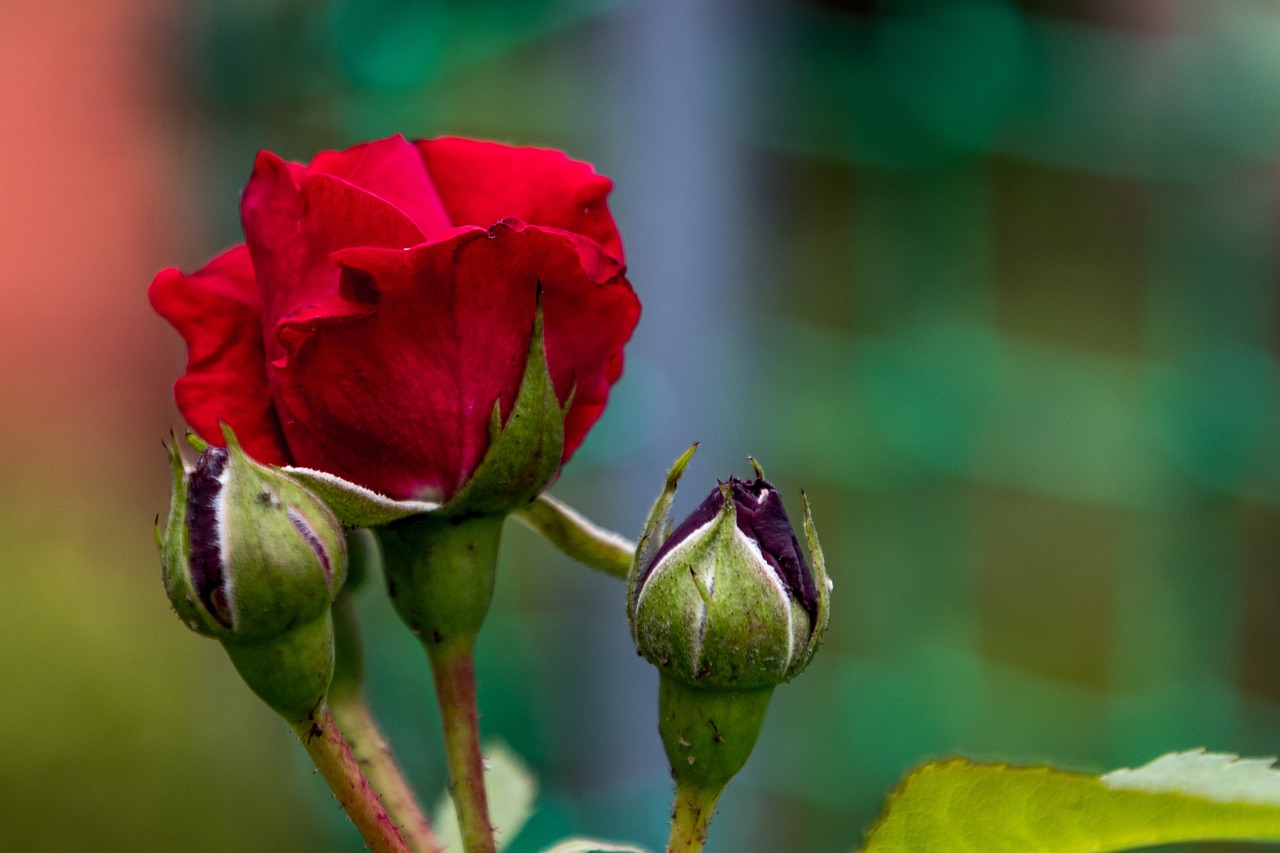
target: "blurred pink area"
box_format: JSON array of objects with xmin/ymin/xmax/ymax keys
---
[{"xmin": 0, "ymin": 0, "xmax": 181, "ymax": 477}]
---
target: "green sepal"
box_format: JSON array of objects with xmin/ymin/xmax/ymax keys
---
[
  {"xmin": 280, "ymin": 466, "xmax": 439, "ymax": 527},
  {"xmin": 222, "ymin": 610, "xmax": 335, "ymax": 724},
  {"xmin": 442, "ymin": 297, "xmax": 564, "ymax": 517},
  {"xmin": 796, "ymin": 491, "xmax": 831, "ymax": 678},
  {"xmin": 697, "ymin": 485, "xmax": 797, "ymax": 687},
  {"xmin": 216, "ymin": 426, "xmax": 347, "ymax": 641},
  {"xmin": 626, "ymin": 443, "xmax": 698, "ymax": 630},
  {"xmin": 631, "ymin": 513, "xmax": 721, "ymax": 679},
  {"xmin": 159, "ymin": 437, "xmax": 214, "ymax": 634}
]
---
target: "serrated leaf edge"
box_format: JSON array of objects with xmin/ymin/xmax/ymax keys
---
[{"xmin": 1102, "ymin": 749, "xmax": 1280, "ymax": 807}]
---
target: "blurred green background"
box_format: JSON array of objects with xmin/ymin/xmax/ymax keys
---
[{"xmin": 4, "ymin": 0, "xmax": 1280, "ymax": 850}]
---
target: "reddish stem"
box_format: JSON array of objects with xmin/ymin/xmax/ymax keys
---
[
  {"xmin": 292, "ymin": 705, "xmax": 411, "ymax": 853},
  {"xmin": 427, "ymin": 638, "xmax": 496, "ymax": 853}
]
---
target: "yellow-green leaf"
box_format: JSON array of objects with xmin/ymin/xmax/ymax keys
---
[{"xmin": 862, "ymin": 750, "xmax": 1280, "ymax": 852}]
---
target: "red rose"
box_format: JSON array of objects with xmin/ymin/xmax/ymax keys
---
[{"xmin": 151, "ymin": 136, "xmax": 640, "ymax": 502}]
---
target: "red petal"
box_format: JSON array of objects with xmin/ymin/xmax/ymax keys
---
[
  {"xmin": 308, "ymin": 135, "xmax": 452, "ymax": 238},
  {"xmin": 148, "ymin": 244, "xmax": 289, "ymax": 464},
  {"xmin": 240, "ymin": 150, "xmax": 425, "ymax": 363},
  {"xmin": 271, "ymin": 220, "xmax": 639, "ymax": 500},
  {"xmin": 416, "ymin": 138, "xmax": 625, "ymax": 263},
  {"xmin": 538, "ymin": 231, "xmax": 640, "ymax": 457}
]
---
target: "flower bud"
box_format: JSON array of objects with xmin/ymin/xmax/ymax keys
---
[
  {"xmin": 162, "ymin": 428, "xmax": 347, "ymax": 639},
  {"xmin": 628, "ymin": 449, "xmax": 833, "ymax": 812},
  {"xmin": 159, "ymin": 426, "xmax": 348, "ymax": 721},
  {"xmin": 629, "ymin": 460, "xmax": 830, "ymax": 690}
]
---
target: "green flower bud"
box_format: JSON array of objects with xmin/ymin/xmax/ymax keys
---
[
  {"xmin": 628, "ymin": 450, "xmax": 833, "ymax": 805},
  {"xmin": 629, "ymin": 460, "xmax": 830, "ymax": 690},
  {"xmin": 159, "ymin": 426, "xmax": 348, "ymax": 721}
]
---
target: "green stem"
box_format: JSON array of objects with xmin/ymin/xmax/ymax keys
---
[
  {"xmin": 667, "ymin": 780, "xmax": 723, "ymax": 853},
  {"xmin": 330, "ymin": 567, "xmax": 442, "ymax": 853},
  {"xmin": 291, "ymin": 705, "xmax": 411, "ymax": 853},
  {"xmin": 331, "ymin": 689, "xmax": 443, "ymax": 853},
  {"xmin": 426, "ymin": 637, "xmax": 495, "ymax": 853},
  {"xmin": 376, "ymin": 514, "xmax": 505, "ymax": 853},
  {"xmin": 656, "ymin": 676, "xmax": 774, "ymax": 853},
  {"xmin": 513, "ymin": 493, "xmax": 634, "ymax": 578}
]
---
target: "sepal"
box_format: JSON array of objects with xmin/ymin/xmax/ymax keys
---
[
  {"xmin": 160, "ymin": 437, "xmax": 203, "ymax": 632},
  {"xmin": 280, "ymin": 465, "xmax": 439, "ymax": 527},
  {"xmin": 442, "ymin": 295, "xmax": 564, "ymax": 516},
  {"xmin": 626, "ymin": 443, "xmax": 698, "ymax": 629},
  {"xmin": 798, "ymin": 491, "xmax": 832, "ymax": 676}
]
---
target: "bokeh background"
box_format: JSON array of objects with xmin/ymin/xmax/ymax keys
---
[{"xmin": 4, "ymin": 0, "xmax": 1280, "ymax": 850}]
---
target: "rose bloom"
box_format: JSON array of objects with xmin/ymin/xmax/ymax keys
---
[{"xmin": 151, "ymin": 136, "xmax": 640, "ymax": 502}]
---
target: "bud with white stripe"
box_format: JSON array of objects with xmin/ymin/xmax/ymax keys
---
[
  {"xmin": 629, "ymin": 457, "xmax": 829, "ymax": 690},
  {"xmin": 628, "ymin": 448, "xmax": 831, "ymax": 817},
  {"xmin": 159, "ymin": 425, "xmax": 347, "ymax": 721}
]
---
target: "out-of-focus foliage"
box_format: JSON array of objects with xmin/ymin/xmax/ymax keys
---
[
  {"xmin": 0, "ymin": 468, "xmax": 327, "ymax": 851},
  {"xmin": 864, "ymin": 751, "xmax": 1280, "ymax": 852},
  {"xmin": 7, "ymin": 0, "xmax": 1280, "ymax": 851}
]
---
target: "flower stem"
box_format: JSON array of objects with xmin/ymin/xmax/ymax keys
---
[
  {"xmin": 667, "ymin": 780, "xmax": 723, "ymax": 853},
  {"xmin": 290, "ymin": 705, "xmax": 412, "ymax": 853},
  {"xmin": 376, "ymin": 514, "xmax": 505, "ymax": 853},
  {"xmin": 655, "ymin": 676, "xmax": 774, "ymax": 853},
  {"xmin": 513, "ymin": 493, "xmax": 634, "ymax": 578},
  {"xmin": 331, "ymin": 690, "xmax": 443, "ymax": 853},
  {"xmin": 330, "ymin": 563, "xmax": 442, "ymax": 853},
  {"xmin": 426, "ymin": 637, "xmax": 495, "ymax": 853}
]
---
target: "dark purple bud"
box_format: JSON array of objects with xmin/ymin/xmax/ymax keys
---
[
  {"xmin": 185, "ymin": 447, "xmax": 232, "ymax": 627},
  {"xmin": 729, "ymin": 478, "xmax": 819, "ymax": 626},
  {"xmin": 628, "ymin": 450, "xmax": 831, "ymax": 691},
  {"xmin": 638, "ymin": 476, "xmax": 818, "ymax": 628}
]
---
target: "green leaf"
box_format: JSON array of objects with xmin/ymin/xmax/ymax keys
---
[
  {"xmin": 540, "ymin": 840, "xmax": 651, "ymax": 853},
  {"xmin": 861, "ymin": 750, "xmax": 1280, "ymax": 852},
  {"xmin": 434, "ymin": 740, "xmax": 537, "ymax": 853}
]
